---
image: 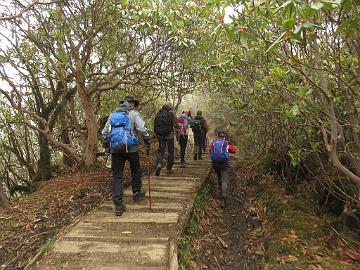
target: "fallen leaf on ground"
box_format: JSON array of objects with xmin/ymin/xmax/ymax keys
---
[
  {"xmin": 216, "ymin": 235, "xmax": 229, "ymax": 249},
  {"xmin": 309, "ymin": 264, "xmax": 323, "ymax": 270},
  {"xmin": 345, "ymin": 250, "xmax": 360, "ymax": 261},
  {"xmin": 277, "ymin": 255, "xmax": 299, "ymax": 263}
]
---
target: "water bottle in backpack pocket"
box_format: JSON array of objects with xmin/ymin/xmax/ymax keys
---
[
  {"xmin": 109, "ymin": 112, "xmax": 139, "ymax": 152},
  {"xmin": 191, "ymin": 119, "xmax": 201, "ymax": 133},
  {"xmin": 210, "ymin": 139, "xmax": 229, "ymax": 162}
]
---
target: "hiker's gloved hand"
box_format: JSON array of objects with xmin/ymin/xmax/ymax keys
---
[{"xmin": 144, "ymin": 139, "xmax": 151, "ymax": 146}]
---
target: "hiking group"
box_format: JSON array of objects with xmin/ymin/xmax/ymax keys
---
[{"xmin": 101, "ymin": 96, "xmax": 236, "ymax": 216}]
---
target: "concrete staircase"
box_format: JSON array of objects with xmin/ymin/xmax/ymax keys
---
[{"xmin": 32, "ymin": 157, "xmax": 211, "ymax": 270}]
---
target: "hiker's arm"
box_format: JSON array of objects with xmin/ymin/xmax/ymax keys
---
[
  {"xmin": 100, "ymin": 114, "xmax": 112, "ymax": 147},
  {"xmin": 172, "ymin": 111, "xmax": 180, "ymax": 129},
  {"xmin": 101, "ymin": 114, "xmax": 112, "ymax": 139},
  {"xmin": 133, "ymin": 111, "xmax": 151, "ymax": 140},
  {"xmin": 203, "ymin": 118, "xmax": 209, "ymax": 132},
  {"xmin": 228, "ymin": 144, "xmax": 237, "ymax": 154}
]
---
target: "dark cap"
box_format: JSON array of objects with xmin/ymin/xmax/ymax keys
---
[
  {"xmin": 217, "ymin": 130, "xmax": 226, "ymax": 138},
  {"xmin": 121, "ymin": 96, "xmax": 140, "ymax": 107},
  {"xmin": 196, "ymin": 110, "xmax": 202, "ymax": 116}
]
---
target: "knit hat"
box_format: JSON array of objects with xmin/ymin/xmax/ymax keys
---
[{"xmin": 120, "ymin": 96, "xmax": 140, "ymax": 107}]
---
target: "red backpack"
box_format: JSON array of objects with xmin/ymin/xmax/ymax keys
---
[{"xmin": 176, "ymin": 117, "xmax": 188, "ymax": 136}]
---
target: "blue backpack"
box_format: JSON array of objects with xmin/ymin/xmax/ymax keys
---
[
  {"xmin": 210, "ymin": 138, "xmax": 229, "ymax": 162},
  {"xmin": 109, "ymin": 112, "xmax": 139, "ymax": 152}
]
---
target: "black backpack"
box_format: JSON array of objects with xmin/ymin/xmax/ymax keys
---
[
  {"xmin": 191, "ymin": 117, "xmax": 202, "ymax": 133},
  {"xmin": 154, "ymin": 109, "xmax": 173, "ymax": 135}
]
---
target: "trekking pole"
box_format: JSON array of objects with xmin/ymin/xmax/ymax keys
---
[{"xmin": 146, "ymin": 145, "xmax": 152, "ymax": 210}]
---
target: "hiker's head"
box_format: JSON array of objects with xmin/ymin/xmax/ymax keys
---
[
  {"xmin": 162, "ymin": 103, "xmax": 173, "ymax": 110},
  {"xmin": 217, "ymin": 130, "xmax": 226, "ymax": 138},
  {"xmin": 196, "ymin": 110, "xmax": 202, "ymax": 116},
  {"xmin": 122, "ymin": 96, "xmax": 140, "ymax": 109}
]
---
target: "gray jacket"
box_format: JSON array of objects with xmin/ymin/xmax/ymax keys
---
[{"xmin": 101, "ymin": 102, "xmax": 150, "ymax": 153}]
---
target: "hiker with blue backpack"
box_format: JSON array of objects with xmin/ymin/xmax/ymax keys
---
[
  {"xmin": 175, "ymin": 111, "xmax": 194, "ymax": 168},
  {"xmin": 101, "ymin": 96, "xmax": 151, "ymax": 216},
  {"xmin": 210, "ymin": 130, "xmax": 237, "ymax": 208}
]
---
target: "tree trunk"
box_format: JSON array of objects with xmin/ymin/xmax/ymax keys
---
[
  {"xmin": 77, "ymin": 82, "xmax": 98, "ymax": 166},
  {"xmin": 60, "ymin": 113, "xmax": 74, "ymax": 167},
  {"xmin": 35, "ymin": 133, "xmax": 52, "ymax": 181},
  {"xmin": 0, "ymin": 181, "xmax": 10, "ymax": 208},
  {"xmin": 312, "ymin": 32, "xmax": 360, "ymax": 188}
]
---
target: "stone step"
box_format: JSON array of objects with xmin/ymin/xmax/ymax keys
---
[
  {"xmin": 63, "ymin": 235, "xmax": 169, "ymax": 244},
  {"xmin": 159, "ymin": 171, "xmax": 207, "ymax": 177},
  {"xmin": 142, "ymin": 182, "xmax": 197, "ymax": 190},
  {"xmin": 83, "ymin": 211, "xmax": 179, "ymax": 224},
  {"xmin": 31, "ymin": 154, "xmax": 211, "ymax": 270},
  {"xmin": 124, "ymin": 190, "xmax": 189, "ymax": 199},
  {"xmin": 67, "ymin": 221, "xmax": 175, "ymax": 239},
  {"xmin": 151, "ymin": 176, "xmax": 200, "ymax": 181},
  {"xmin": 52, "ymin": 240, "xmax": 168, "ymax": 265},
  {"xmin": 100, "ymin": 202, "xmax": 183, "ymax": 211},
  {"xmin": 140, "ymin": 185, "xmax": 195, "ymax": 193},
  {"xmin": 34, "ymin": 258, "xmax": 166, "ymax": 270}
]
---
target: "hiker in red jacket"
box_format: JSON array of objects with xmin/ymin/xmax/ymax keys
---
[{"xmin": 209, "ymin": 130, "xmax": 237, "ymax": 208}]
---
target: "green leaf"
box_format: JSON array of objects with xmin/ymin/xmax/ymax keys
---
[
  {"xmin": 294, "ymin": 24, "xmax": 303, "ymax": 34},
  {"xmin": 283, "ymin": 18, "xmax": 296, "ymax": 31},
  {"xmin": 266, "ymin": 32, "xmax": 286, "ymax": 53},
  {"xmin": 302, "ymin": 22, "xmax": 324, "ymax": 29},
  {"xmin": 342, "ymin": 0, "xmax": 352, "ymax": 12},
  {"xmin": 275, "ymin": 0, "xmax": 293, "ymax": 13},
  {"xmin": 289, "ymin": 104, "xmax": 300, "ymax": 116},
  {"xmin": 310, "ymin": 2, "xmax": 324, "ymax": 10},
  {"xmin": 291, "ymin": 32, "xmax": 305, "ymax": 45}
]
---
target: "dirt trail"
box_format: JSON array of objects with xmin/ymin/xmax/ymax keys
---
[{"xmin": 189, "ymin": 164, "xmax": 263, "ymax": 270}]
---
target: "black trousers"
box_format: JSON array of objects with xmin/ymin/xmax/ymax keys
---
[
  {"xmin": 156, "ymin": 136, "xmax": 174, "ymax": 170},
  {"xmin": 111, "ymin": 152, "xmax": 142, "ymax": 205},
  {"xmin": 212, "ymin": 161, "xmax": 230, "ymax": 198},
  {"xmin": 194, "ymin": 132, "xmax": 204, "ymax": 156},
  {"xmin": 178, "ymin": 135, "xmax": 188, "ymax": 162}
]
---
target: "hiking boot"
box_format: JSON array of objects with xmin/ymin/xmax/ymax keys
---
[
  {"xmin": 155, "ymin": 163, "xmax": 162, "ymax": 176},
  {"xmin": 166, "ymin": 169, "xmax": 173, "ymax": 175},
  {"xmin": 180, "ymin": 161, "xmax": 186, "ymax": 168},
  {"xmin": 220, "ymin": 197, "xmax": 228, "ymax": 208},
  {"xmin": 198, "ymin": 155, "xmax": 203, "ymax": 160},
  {"xmin": 194, "ymin": 154, "xmax": 198, "ymax": 160},
  {"xmin": 133, "ymin": 188, "xmax": 146, "ymax": 201},
  {"xmin": 123, "ymin": 179, "xmax": 131, "ymax": 188},
  {"xmin": 115, "ymin": 202, "xmax": 126, "ymax": 216}
]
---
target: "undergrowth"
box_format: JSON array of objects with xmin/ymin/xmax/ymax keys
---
[
  {"xmin": 259, "ymin": 177, "xmax": 360, "ymax": 270},
  {"xmin": 178, "ymin": 183, "xmax": 211, "ymax": 269}
]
